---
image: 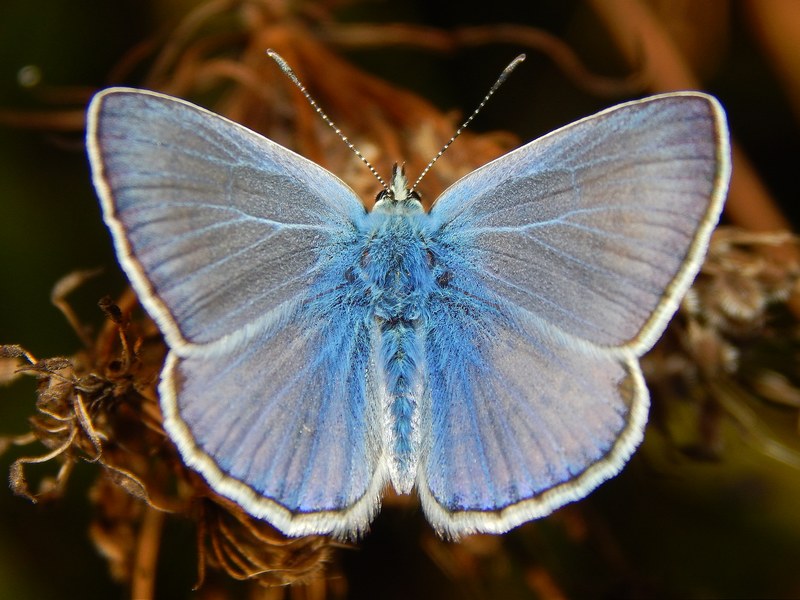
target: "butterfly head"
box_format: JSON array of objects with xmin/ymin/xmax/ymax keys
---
[{"xmin": 373, "ymin": 164, "xmax": 423, "ymax": 214}]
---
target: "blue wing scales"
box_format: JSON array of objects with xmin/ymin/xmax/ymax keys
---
[
  {"xmin": 89, "ymin": 88, "xmax": 730, "ymax": 538},
  {"xmin": 428, "ymin": 93, "xmax": 729, "ymax": 351},
  {"xmin": 419, "ymin": 93, "xmax": 729, "ymax": 536},
  {"xmin": 162, "ymin": 302, "xmax": 386, "ymax": 536},
  {"xmin": 88, "ymin": 88, "xmax": 366, "ymax": 348},
  {"xmin": 418, "ymin": 292, "xmax": 647, "ymax": 536},
  {"xmin": 87, "ymin": 89, "xmax": 385, "ymax": 536}
]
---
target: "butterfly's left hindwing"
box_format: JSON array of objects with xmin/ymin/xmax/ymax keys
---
[
  {"xmin": 161, "ymin": 301, "xmax": 386, "ymax": 537},
  {"xmin": 88, "ymin": 88, "xmax": 387, "ymax": 536}
]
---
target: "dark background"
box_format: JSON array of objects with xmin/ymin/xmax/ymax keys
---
[{"xmin": 1, "ymin": 1, "xmax": 799, "ymax": 598}]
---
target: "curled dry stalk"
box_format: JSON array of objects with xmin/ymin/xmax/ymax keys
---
[
  {"xmin": 2, "ymin": 292, "xmax": 171, "ymax": 600},
  {"xmin": 1, "ymin": 272, "xmax": 334, "ymax": 596}
]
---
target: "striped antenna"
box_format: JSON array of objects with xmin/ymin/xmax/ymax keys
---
[
  {"xmin": 267, "ymin": 49, "xmax": 389, "ymax": 191},
  {"xmin": 410, "ymin": 54, "xmax": 526, "ymax": 193}
]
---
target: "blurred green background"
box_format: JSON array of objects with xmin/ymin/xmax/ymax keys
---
[{"xmin": 1, "ymin": 1, "xmax": 799, "ymax": 598}]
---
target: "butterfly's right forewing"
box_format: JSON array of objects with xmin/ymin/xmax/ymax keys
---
[
  {"xmin": 88, "ymin": 89, "xmax": 387, "ymax": 536},
  {"xmin": 427, "ymin": 93, "xmax": 729, "ymax": 352}
]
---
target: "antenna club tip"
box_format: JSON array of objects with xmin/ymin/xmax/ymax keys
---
[
  {"xmin": 266, "ymin": 49, "xmax": 290, "ymax": 68},
  {"xmin": 503, "ymin": 54, "xmax": 526, "ymax": 73}
]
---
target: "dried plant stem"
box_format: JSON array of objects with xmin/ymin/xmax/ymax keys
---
[
  {"xmin": 131, "ymin": 506, "xmax": 165, "ymax": 600},
  {"xmin": 711, "ymin": 379, "xmax": 800, "ymax": 469},
  {"xmin": 587, "ymin": 0, "xmax": 790, "ymax": 234},
  {"xmin": 588, "ymin": 0, "xmax": 800, "ymax": 317},
  {"xmin": 744, "ymin": 0, "xmax": 800, "ymax": 124},
  {"xmin": 145, "ymin": 0, "xmax": 242, "ymax": 86},
  {"xmin": 0, "ymin": 108, "xmax": 86, "ymax": 130},
  {"xmin": 318, "ymin": 23, "xmax": 642, "ymax": 97},
  {"xmin": 96, "ymin": 286, "xmax": 139, "ymax": 360}
]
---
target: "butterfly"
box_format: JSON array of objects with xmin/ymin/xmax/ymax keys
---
[{"xmin": 86, "ymin": 62, "xmax": 730, "ymax": 538}]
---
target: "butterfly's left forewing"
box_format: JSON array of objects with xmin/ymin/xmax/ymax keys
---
[
  {"xmin": 88, "ymin": 89, "xmax": 387, "ymax": 536},
  {"xmin": 419, "ymin": 93, "xmax": 730, "ymax": 537}
]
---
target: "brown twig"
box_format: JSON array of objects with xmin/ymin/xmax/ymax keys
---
[{"xmin": 131, "ymin": 506, "xmax": 165, "ymax": 600}]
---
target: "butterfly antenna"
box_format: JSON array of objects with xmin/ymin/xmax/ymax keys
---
[
  {"xmin": 410, "ymin": 54, "xmax": 526, "ymax": 193},
  {"xmin": 267, "ymin": 49, "xmax": 389, "ymax": 191}
]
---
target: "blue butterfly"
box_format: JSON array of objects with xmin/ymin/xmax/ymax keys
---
[{"xmin": 86, "ymin": 63, "xmax": 729, "ymax": 538}]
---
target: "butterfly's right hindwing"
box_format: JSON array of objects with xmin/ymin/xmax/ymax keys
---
[{"xmin": 88, "ymin": 88, "xmax": 386, "ymax": 536}]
